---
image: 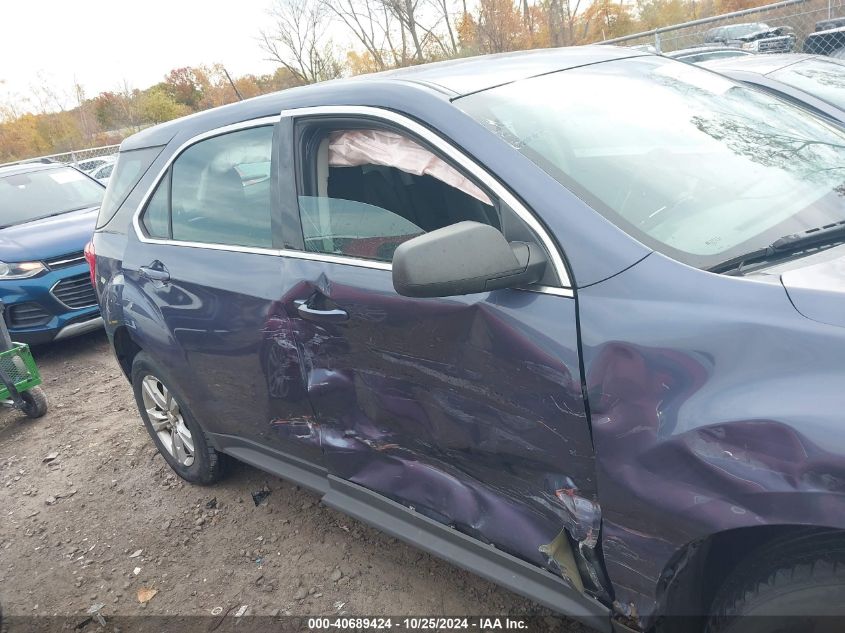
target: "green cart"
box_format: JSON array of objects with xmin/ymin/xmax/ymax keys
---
[{"xmin": 0, "ymin": 301, "xmax": 47, "ymax": 418}]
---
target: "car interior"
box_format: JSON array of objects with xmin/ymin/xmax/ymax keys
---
[{"xmin": 299, "ymin": 128, "xmax": 502, "ymax": 261}]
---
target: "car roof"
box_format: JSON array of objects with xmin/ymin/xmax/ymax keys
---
[
  {"xmin": 700, "ymin": 53, "xmax": 835, "ymax": 74},
  {"xmin": 368, "ymin": 45, "xmax": 639, "ymax": 93},
  {"xmin": 0, "ymin": 162, "xmax": 71, "ymax": 178},
  {"xmin": 122, "ymin": 45, "xmax": 643, "ymax": 151}
]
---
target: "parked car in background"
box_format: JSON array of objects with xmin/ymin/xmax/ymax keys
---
[
  {"xmin": 0, "ymin": 162, "xmax": 104, "ymax": 344},
  {"xmin": 666, "ymin": 45, "xmax": 754, "ymax": 63},
  {"xmin": 701, "ymin": 53, "xmax": 845, "ymax": 123},
  {"xmin": 803, "ymin": 17, "xmax": 845, "ymax": 57},
  {"xmin": 75, "ymin": 156, "xmax": 114, "ymax": 173},
  {"xmin": 90, "ymin": 158, "xmax": 115, "ymax": 185},
  {"xmin": 91, "ymin": 47, "xmax": 845, "ymax": 632},
  {"xmin": 704, "ymin": 22, "xmax": 795, "ymax": 53}
]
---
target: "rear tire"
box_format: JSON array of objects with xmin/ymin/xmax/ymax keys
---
[
  {"xmin": 131, "ymin": 352, "xmax": 222, "ymax": 485},
  {"xmin": 706, "ymin": 530, "xmax": 845, "ymax": 633},
  {"xmin": 20, "ymin": 386, "xmax": 48, "ymax": 418}
]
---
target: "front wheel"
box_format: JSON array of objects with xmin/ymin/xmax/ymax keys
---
[
  {"xmin": 131, "ymin": 352, "xmax": 222, "ymax": 485},
  {"xmin": 707, "ymin": 530, "xmax": 845, "ymax": 633},
  {"xmin": 19, "ymin": 386, "xmax": 48, "ymax": 418}
]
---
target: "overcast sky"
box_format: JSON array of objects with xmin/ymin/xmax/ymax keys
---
[{"xmin": 1, "ymin": 0, "xmax": 280, "ymax": 110}]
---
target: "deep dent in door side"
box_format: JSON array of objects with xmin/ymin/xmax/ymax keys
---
[{"xmin": 263, "ymin": 259, "xmax": 610, "ymax": 600}]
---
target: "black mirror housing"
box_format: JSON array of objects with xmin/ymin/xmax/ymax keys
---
[{"xmin": 392, "ymin": 221, "xmax": 547, "ymax": 298}]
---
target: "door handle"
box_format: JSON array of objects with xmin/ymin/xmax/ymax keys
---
[
  {"xmin": 139, "ymin": 262, "xmax": 170, "ymax": 283},
  {"xmin": 295, "ymin": 299, "xmax": 349, "ymax": 323}
]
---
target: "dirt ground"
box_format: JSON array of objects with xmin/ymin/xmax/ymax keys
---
[{"xmin": 0, "ymin": 331, "xmax": 585, "ymax": 629}]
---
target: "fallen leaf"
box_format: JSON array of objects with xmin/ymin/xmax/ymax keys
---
[
  {"xmin": 42, "ymin": 453, "xmax": 59, "ymax": 463},
  {"xmin": 129, "ymin": 549, "xmax": 142, "ymax": 558},
  {"xmin": 137, "ymin": 587, "xmax": 157, "ymax": 603}
]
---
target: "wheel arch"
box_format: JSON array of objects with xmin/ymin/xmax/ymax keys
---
[
  {"xmin": 112, "ymin": 325, "xmax": 142, "ymax": 381},
  {"xmin": 653, "ymin": 524, "xmax": 845, "ymax": 627}
]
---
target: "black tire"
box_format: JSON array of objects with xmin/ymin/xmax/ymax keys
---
[
  {"xmin": 707, "ymin": 530, "xmax": 845, "ymax": 633},
  {"xmin": 19, "ymin": 386, "xmax": 48, "ymax": 418},
  {"xmin": 131, "ymin": 352, "xmax": 222, "ymax": 485}
]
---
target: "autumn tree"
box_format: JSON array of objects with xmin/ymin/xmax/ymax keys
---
[
  {"xmin": 161, "ymin": 67, "xmax": 206, "ymax": 109},
  {"xmin": 637, "ymin": 0, "xmax": 694, "ymax": 30},
  {"xmin": 476, "ymin": 0, "xmax": 529, "ymax": 53},
  {"xmin": 580, "ymin": 0, "xmax": 636, "ymax": 42},
  {"xmin": 138, "ymin": 87, "xmax": 190, "ymax": 124}
]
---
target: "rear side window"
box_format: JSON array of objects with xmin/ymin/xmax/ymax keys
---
[
  {"xmin": 143, "ymin": 171, "xmax": 170, "ymax": 239},
  {"xmin": 96, "ymin": 146, "xmax": 164, "ymax": 228},
  {"xmin": 139, "ymin": 126, "xmax": 274, "ymax": 248}
]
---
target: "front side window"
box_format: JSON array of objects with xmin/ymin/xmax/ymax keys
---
[
  {"xmin": 770, "ymin": 58, "xmax": 845, "ymax": 110},
  {"xmin": 458, "ymin": 56, "xmax": 845, "ymax": 270},
  {"xmin": 139, "ymin": 125, "xmax": 274, "ymax": 248},
  {"xmin": 297, "ymin": 127, "xmax": 503, "ymax": 262},
  {"xmin": 0, "ymin": 167, "xmax": 104, "ymax": 228}
]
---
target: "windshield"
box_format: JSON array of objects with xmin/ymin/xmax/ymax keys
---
[
  {"xmin": 457, "ymin": 56, "xmax": 845, "ymax": 270},
  {"xmin": 770, "ymin": 58, "xmax": 845, "ymax": 110},
  {"xmin": 0, "ymin": 167, "xmax": 104, "ymax": 227}
]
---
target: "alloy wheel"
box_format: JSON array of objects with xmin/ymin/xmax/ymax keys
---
[{"xmin": 140, "ymin": 375, "xmax": 195, "ymax": 467}]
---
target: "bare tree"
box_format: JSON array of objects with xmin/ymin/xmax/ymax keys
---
[
  {"xmin": 429, "ymin": 0, "xmax": 459, "ymax": 55},
  {"xmin": 562, "ymin": 0, "xmax": 585, "ymax": 44},
  {"xmin": 260, "ymin": 0, "xmax": 343, "ymax": 84},
  {"xmin": 379, "ymin": 0, "xmax": 426, "ymax": 61},
  {"xmin": 321, "ymin": 0, "xmax": 392, "ymax": 70}
]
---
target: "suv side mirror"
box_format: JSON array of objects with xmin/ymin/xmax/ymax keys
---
[{"xmin": 392, "ymin": 221, "xmax": 547, "ymax": 298}]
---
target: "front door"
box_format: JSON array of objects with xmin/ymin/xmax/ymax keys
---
[{"xmin": 279, "ymin": 109, "xmax": 597, "ymax": 574}]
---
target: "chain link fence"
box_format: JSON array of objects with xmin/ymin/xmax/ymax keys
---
[
  {"xmin": 0, "ymin": 144, "xmax": 120, "ymax": 172},
  {"xmin": 600, "ymin": 0, "xmax": 845, "ymax": 56}
]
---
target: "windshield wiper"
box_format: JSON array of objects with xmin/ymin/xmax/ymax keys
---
[{"xmin": 709, "ymin": 221, "xmax": 845, "ymax": 274}]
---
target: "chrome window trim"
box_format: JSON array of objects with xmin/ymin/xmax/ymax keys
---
[
  {"xmin": 279, "ymin": 105, "xmax": 572, "ymax": 289},
  {"xmin": 129, "ymin": 109, "xmax": 574, "ymax": 297}
]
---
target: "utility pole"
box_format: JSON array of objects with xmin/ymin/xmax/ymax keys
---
[{"xmin": 222, "ymin": 67, "xmax": 243, "ymax": 101}]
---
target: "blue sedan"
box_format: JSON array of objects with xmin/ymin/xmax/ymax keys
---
[{"xmin": 0, "ymin": 162, "xmax": 103, "ymax": 344}]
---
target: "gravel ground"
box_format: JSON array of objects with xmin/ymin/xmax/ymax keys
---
[{"xmin": 0, "ymin": 331, "xmax": 585, "ymax": 630}]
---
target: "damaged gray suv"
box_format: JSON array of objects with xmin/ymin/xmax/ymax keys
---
[{"xmin": 90, "ymin": 46, "xmax": 845, "ymax": 632}]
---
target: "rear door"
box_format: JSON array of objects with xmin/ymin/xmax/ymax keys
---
[
  {"xmin": 276, "ymin": 106, "xmax": 599, "ymax": 577},
  {"xmin": 125, "ymin": 119, "xmax": 321, "ymax": 466}
]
